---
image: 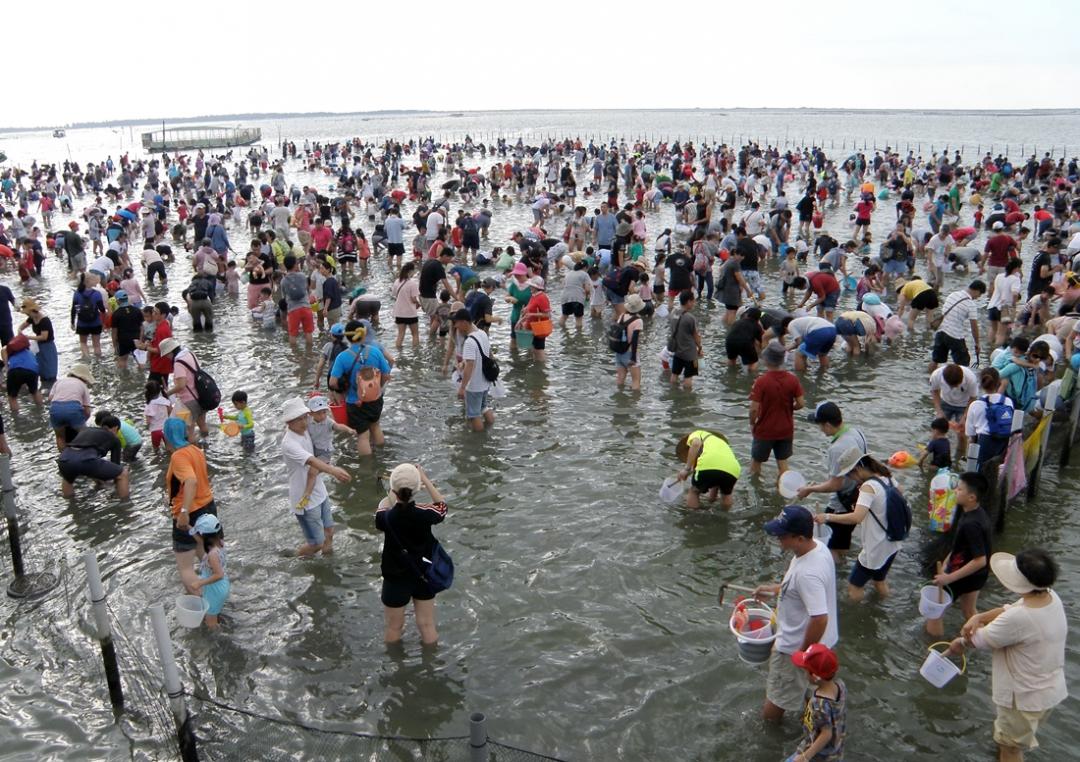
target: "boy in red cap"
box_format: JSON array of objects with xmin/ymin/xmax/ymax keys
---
[{"xmin": 786, "ymin": 643, "xmax": 846, "ymax": 761}]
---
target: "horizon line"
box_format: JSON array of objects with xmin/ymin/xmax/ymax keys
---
[{"xmin": 2, "ymin": 106, "xmax": 1079, "ymax": 134}]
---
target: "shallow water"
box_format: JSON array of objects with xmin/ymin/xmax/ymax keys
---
[{"xmin": 0, "ymin": 112, "xmax": 1078, "ymax": 761}]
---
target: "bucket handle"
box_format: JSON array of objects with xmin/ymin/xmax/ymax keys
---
[{"xmin": 927, "ymin": 641, "xmax": 967, "ymax": 675}]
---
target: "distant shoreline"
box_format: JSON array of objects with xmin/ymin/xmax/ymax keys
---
[{"xmin": 1, "ymin": 107, "xmax": 1078, "ymax": 134}]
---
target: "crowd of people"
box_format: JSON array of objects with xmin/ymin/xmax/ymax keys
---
[{"xmin": 0, "ymin": 132, "xmax": 1075, "ymax": 760}]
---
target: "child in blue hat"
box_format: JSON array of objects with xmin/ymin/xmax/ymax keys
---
[{"xmin": 190, "ymin": 513, "xmax": 229, "ymax": 629}]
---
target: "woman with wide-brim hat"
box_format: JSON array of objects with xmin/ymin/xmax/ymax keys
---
[
  {"xmin": 946, "ymin": 549, "xmax": 1067, "ymax": 761},
  {"xmin": 18, "ymin": 298, "xmax": 58, "ymax": 388},
  {"xmin": 46, "ymin": 363, "xmax": 95, "ymax": 451}
]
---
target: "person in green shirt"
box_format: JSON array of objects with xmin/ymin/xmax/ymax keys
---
[
  {"xmin": 675, "ymin": 430, "xmax": 741, "ymax": 509},
  {"xmin": 505, "ymin": 262, "xmax": 533, "ymax": 349},
  {"xmin": 224, "ymin": 390, "xmax": 256, "ymax": 448},
  {"xmin": 94, "ymin": 410, "xmax": 142, "ymax": 461}
]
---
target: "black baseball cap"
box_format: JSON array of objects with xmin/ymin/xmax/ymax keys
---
[
  {"xmin": 806, "ymin": 401, "xmax": 842, "ymax": 426},
  {"xmin": 764, "ymin": 506, "xmax": 815, "ymax": 539}
]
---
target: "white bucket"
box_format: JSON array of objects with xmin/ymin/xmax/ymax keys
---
[
  {"xmin": 659, "ymin": 475, "xmax": 685, "ymax": 503},
  {"xmin": 729, "ymin": 603, "xmax": 777, "ymax": 665},
  {"xmin": 777, "ymin": 470, "xmax": 806, "ymax": 499},
  {"xmin": 919, "ymin": 642, "xmax": 965, "ymax": 688},
  {"xmin": 919, "ymin": 585, "xmax": 953, "ymax": 619},
  {"xmin": 814, "ymin": 522, "xmax": 833, "ymax": 542},
  {"xmin": 175, "ymin": 594, "xmax": 207, "ymax": 629}
]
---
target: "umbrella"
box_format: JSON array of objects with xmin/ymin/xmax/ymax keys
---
[{"xmin": 116, "ymin": 209, "xmax": 137, "ymax": 222}]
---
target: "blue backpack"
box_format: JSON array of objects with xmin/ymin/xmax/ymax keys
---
[
  {"xmin": 982, "ymin": 394, "xmax": 1014, "ymax": 438},
  {"xmin": 868, "ymin": 478, "xmax": 912, "ymax": 542}
]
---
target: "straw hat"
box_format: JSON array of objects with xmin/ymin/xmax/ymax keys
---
[{"xmin": 68, "ymin": 363, "xmax": 96, "ymax": 385}]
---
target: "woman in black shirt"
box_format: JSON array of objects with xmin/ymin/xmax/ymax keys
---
[{"xmin": 375, "ymin": 463, "xmax": 448, "ymax": 645}]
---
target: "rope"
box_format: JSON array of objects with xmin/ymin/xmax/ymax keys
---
[{"xmin": 188, "ymin": 690, "xmax": 469, "ymax": 742}]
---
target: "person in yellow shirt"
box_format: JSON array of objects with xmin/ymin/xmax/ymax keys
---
[
  {"xmin": 675, "ymin": 430, "xmax": 741, "ymax": 510},
  {"xmin": 896, "ymin": 276, "xmax": 940, "ymax": 330}
]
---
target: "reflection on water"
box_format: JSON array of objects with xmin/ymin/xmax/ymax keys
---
[{"xmin": 0, "ymin": 122, "xmax": 1078, "ymax": 761}]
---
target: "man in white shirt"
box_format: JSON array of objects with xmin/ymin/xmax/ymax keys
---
[
  {"xmin": 756, "ymin": 506, "xmax": 839, "ymax": 721},
  {"xmin": 930, "ymin": 362, "xmax": 979, "ymax": 456},
  {"xmin": 932, "ymin": 280, "xmax": 986, "ymax": 371},
  {"xmin": 453, "ymin": 310, "xmax": 495, "ymax": 431},
  {"xmin": 425, "ymin": 209, "xmax": 445, "ymax": 244},
  {"xmin": 269, "ymin": 201, "xmax": 292, "ymax": 240},
  {"xmin": 280, "ymin": 398, "xmax": 350, "ymax": 557},
  {"xmin": 926, "ymin": 224, "xmax": 954, "ymax": 289}
]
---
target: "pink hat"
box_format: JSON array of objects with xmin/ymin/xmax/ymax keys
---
[{"xmin": 511, "ymin": 262, "xmax": 528, "ymax": 276}]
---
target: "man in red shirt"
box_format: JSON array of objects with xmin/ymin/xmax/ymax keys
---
[
  {"xmin": 983, "ymin": 222, "xmax": 1019, "ymax": 298},
  {"xmin": 141, "ymin": 301, "xmax": 174, "ymax": 387},
  {"xmin": 799, "ymin": 265, "xmax": 842, "ymax": 320},
  {"xmin": 748, "ymin": 340, "xmax": 805, "ymax": 476}
]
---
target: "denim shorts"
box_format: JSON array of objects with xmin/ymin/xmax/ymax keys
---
[
  {"xmin": 464, "ymin": 390, "xmax": 489, "ymax": 419},
  {"xmin": 604, "ymin": 287, "xmax": 625, "ymax": 305},
  {"xmin": 834, "ymin": 316, "xmax": 866, "ymax": 336},
  {"xmin": 799, "ymin": 326, "xmax": 837, "ymax": 358},
  {"xmin": 941, "ymin": 402, "xmax": 967, "ymax": 422},
  {"xmin": 295, "ymin": 497, "xmax": 334, "ymax": 546},
  {"xmin": 743, "ymin": 270, "xmax": 762, "ymax": 294},
  {"xmin": 822, "ymin": 289, "xmax": 840, "ymax": 310},
  {"xmin": 614, "ymin": 349, "xmax": 636, "ymax": 368},
  {"xmin": 49, "ymin": 400, "xmax": 86, "ymax": 431}
]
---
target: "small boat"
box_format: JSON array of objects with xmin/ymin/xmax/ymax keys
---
[
  {"xmin": 141, "ymin": 125, "xmax": 261, "ymax": 151},
  {"xmin": 449, "ymin": 113, "xmax": 465, "ymax": 117},
  {"xmin": 52, "ymin": 129, "xmax": 66, "ymax": 138}
]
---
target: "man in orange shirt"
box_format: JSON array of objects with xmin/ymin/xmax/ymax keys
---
[{"xmin": 163, "ymin": 418, "xmax": 216, "ymax": 594}]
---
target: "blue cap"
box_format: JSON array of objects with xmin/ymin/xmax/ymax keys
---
[
  {"xmin": 189, "ymin": 513, "xmax": 221, "ymax": 536},
  {"xmin": 114, "ymin": 290, "xmax": 128, "ymax": 303},
  {"xmin": 862, "ymin": 293, "xmax": 881, "ymax": 306},
  {"xmin": 330, "ymin": 323, "xmax": 345, "ymax": 337},
  {"xmin": 764, "ymin": 506, "xmax": 815, "ymax": 539}
]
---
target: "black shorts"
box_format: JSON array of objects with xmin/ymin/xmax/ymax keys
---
[
  {"xmin": 172, "ymin": 501, "xmax": 217, "ymax": 552},
  {"xmin": 395, "ymin": 316, "xmax": 419, "ymax": 325},
  {"xmin": 532, "ymin": 336, "xmax": 546, "ymax": 350},
  {"xmin": 561, "ymin": 302, "xmax": 585, "ymax": 317},
  {"xmin": 825, "ymin": 513, "xmax": 855, "ymax": 551},
  {"xmin": 346, "ymin": 395, "xmax": 384, "ymax": 434},
  {"xmin": 387, "ymin": 242, "xmax": 405, "ymax": 257},
  {"xmin": 117, "ymin": 337, "xmax": 137, "ymax": 357},
  {"xmin": 911, "ymin": 290, "xmax": 939, "ymax": 311},
  {"xmin": 931, "ymin": 331, "xmax": 970, "ymax": 365},
  {"xmin": 987, "ymin": 307, "xmax": 1001, "ymax": 322},
  {"xmin": 6, "ymin": 367, "xmax": 38, "ymax": 397},
  {"xmin": 725, "ymin": 339, "xmax": 759, "ymax": 365},
  {"xmin": 147, "ymin": 261, "xmax": 167, "ymax": 280},
  {"xmin": 57, "ymin": 449, "xmax": 124, "ymax": 483},
  {"xmin": 381, "ymin": 573, "xmax": 436, "ymax": 607},
  {"xmin": 76, "ymin": 324, "xmax": 103, "ymax": 336},
  {"xmin": 947, "ymin": 570, "xmax": 990, "ymax": 599},
  {"xmin": 849, "ymin": 552, "xmax": 898, "ymax": 586},
  {"xmin": 691, "ymin": 469, "xmax": 737, "ymax": 495},
  {"xmin": 751, "ymin": 438, "xmax": 793, "ymax": 463},
  {"xmin": 670, "ymin": 356, "xmax": 699, "ymax": 378}
]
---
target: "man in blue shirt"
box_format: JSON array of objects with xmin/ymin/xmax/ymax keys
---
[
  {"xmin": 593, "ymin": 203, "xmax": 617, "ymax": 249},
  {"xmin": 329, "ymin": 320, "xmax": 392, "ymax": 456}
]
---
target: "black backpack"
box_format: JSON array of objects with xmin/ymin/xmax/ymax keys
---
[
  {"xmin": 608, "ymin": 317, "xmax": 631, "ymax": 353},
  {"xmin": 176, "ymin": 355, "xmax": 221, "ymax": 411},
  {"xmin": 76, "ymin": 291, "xmax": 98, "ymax": 323},
  {"xmin": 468, "ymin": 335, "xmax": 500, "ymax": 382}
]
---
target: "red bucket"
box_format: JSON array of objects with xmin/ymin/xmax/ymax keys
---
[{"xmin": 330, "ymin": 403, "xmax": 347, "ymax": 425}]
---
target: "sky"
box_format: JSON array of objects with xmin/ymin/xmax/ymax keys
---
[{"xmin": 11, "ymin": 0, "xmax": 1079, "ymax": 128}]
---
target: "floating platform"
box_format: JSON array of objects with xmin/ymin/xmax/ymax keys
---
[{"xmin": 141, "ymin": 125, "xmax": 261, "ymax": 152}]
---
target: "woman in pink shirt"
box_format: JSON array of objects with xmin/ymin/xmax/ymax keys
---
[
  {"xmin": 391, "ymin": 262, "xmax": 421, "ymax": 350},
  {"xmin": 47, "ymin": 364, "xmax": 94, "ymax": 450},
  {"xmin": 118, "ymin": 268, "xmax": 147, "ymax": 307}
]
